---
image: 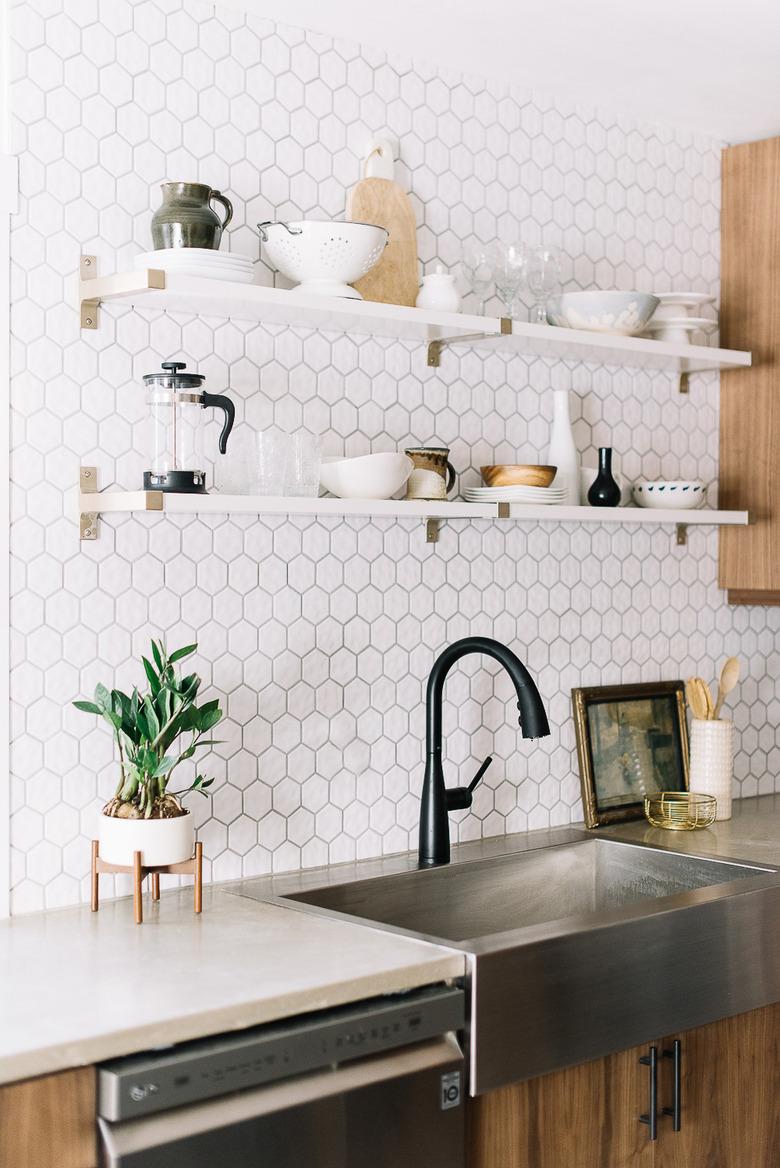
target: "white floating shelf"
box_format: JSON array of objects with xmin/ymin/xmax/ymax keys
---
[
  {"xmin": 79, "ymin": 262, "xmax": 751, "ymax": 377},
  {"xmin": 78, "ymin": 483, "xmax": 749, "ymax": 537}
]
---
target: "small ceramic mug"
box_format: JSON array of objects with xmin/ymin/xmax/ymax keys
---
[{"xmin": 405, "ymin": 447, "xmax": 456, "ymax": 501}]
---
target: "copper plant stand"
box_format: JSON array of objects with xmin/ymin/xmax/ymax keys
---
[{"xmin": 91, "ymin": 839, "xmax": 203, "ymax": 925}]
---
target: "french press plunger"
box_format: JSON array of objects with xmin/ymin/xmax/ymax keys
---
[{"xmin": 142, "ymin": 361, "xmax": 235, "ymax": 493}]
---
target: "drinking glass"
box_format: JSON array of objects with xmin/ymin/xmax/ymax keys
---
[
  {"xmin": 491, "ymin": 242, "xmax": 528, "ymax": 320},
  {"xmin": 287, "ymin": 430, "xmax": 321, "ymax": 497},
  {"xmin": 252, "ymin": 429, "xmax": 291, "ymax": 496},
  {"xmin": 527, "ymin": 246, "xmax": 562, "ymax": 324},
  {"xmin": 460, "ymin": 240, "xmax": 494, "ymax": 315}
]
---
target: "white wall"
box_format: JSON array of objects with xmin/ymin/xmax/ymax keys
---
[{"xmin": 5, "ymin": 0, "xmax": 779, "ymax": 913}]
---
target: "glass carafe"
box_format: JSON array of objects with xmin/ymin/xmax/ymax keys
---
[{"xmin": 143, "ymin": 361, "xmax": 235, "ymax": 493}]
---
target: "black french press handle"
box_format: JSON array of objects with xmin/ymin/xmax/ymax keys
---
[{"xmin": 201, "ymin": 392, "xmax": 235, "ymax": 454}]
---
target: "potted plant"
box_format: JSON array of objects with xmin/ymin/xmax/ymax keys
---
[{"xmin": 74, "ymin": 640, "xmax": 222, "ymax": 867}]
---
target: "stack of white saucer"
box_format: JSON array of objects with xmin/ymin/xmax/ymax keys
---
[
  {"xmin": 644, "ymin": 292, "xmax": 718, "ymax": 344},
  {"xmin": 134, "ymin": 248, "xmax": 255, "ymax": 284},
  {"xmin": 464, "ymin": 484, "xmax": 568, "ymax": 505}
]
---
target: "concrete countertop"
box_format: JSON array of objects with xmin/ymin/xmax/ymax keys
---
[
  {"xmin": 601, "ymin": 792, "xmax": 780, "ymax": 866},
  {"xmin": 0, "ymin": 885, "xmax": 464, "ymax": 1087},
  {"xmin": 2, "ymin": 794, "xmax": 777, "ymax": 1089}
]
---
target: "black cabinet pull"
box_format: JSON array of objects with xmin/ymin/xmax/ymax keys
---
[
  {"xmin": 663, "ymin": 1039, "xmax": 682, "ymax": 1131},
  {"xmin": 639, "ymin": 1046, "xmax": 658, "ymax": 1140}
]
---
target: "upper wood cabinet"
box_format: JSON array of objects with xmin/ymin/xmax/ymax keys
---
[{"xmin": 719, "ymin": 135, "xmax": 780, "ymax": 603}]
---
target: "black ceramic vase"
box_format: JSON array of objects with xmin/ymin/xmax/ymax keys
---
[{"xmin": 587, "ymin": 447, "xmax": 621, "ymax": 507}]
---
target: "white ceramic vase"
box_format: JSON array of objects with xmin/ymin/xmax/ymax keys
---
[
  {"xmin": 688, "ymin": 719, "xmax": 734, "ymax": 821},
  {"xmin": 98, "ymin": 811, "xmax": 195, "ymax": 867},
  {"xmin": 546, "ymin": 388, "xmax": 580, "ymax": 505}
]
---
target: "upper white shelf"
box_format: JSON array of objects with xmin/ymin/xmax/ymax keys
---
[
  {"xmin": 78, "ymin": 485, "xmax": 749, "ymax": 529},
  {"xmin": 78, "ymin": 260, "xmax": 751, "ymax": 377}
]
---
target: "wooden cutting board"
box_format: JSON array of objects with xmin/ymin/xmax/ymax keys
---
[{"xmin": 346, "ymin": 139, "xmax": 419, "ymax": 306}]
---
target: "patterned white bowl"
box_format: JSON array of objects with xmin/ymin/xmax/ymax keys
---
[
  {"xmin": 257, "ymin": 220, "xmax": 388, "ymax": 299},
  {"xmin": 547, "ymin": 291, "xmax": 660, "ymax": 335},
  {"xmin": 632, "ymin": 480, "xmax": 707, "ymax": 510}
]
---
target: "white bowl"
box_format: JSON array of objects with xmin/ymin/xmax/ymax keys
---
[
  {"xmin": 632, "ymin": 480, "xmax": 707, "ymax": 510},
  {"xmin": 257, "ymin": 220, "xmax": 388, "ymax": 299},
  {"xmin": 320, "ymin": 453, "xmax": 413, "ymax": 499},
  {"xmin": 547, "ymin": 291, "xmax": 660, "ymax": 335}
]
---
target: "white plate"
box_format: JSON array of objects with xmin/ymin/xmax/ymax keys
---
[
  {"xmin": 135, "ymin": 248, "xmax": 253, "ymax": 268},
  {"xmin": 138, "ymin": 266, "xmax": 256, "ymax": 284},
  {"xmin": 645, "ymin": 316, "xmax": 717, "ymax": 332},
  {"xmin": 465, "ymin": 488, "xmax": 567, "ymax": 502},
  {"xmin": 654, "ymin": 292, "xmax": 717, "ymax": 308}
]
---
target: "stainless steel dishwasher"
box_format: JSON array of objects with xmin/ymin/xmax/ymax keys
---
[{"xmin": 97, "ymin": 983, "xmax": 465, "ymax": 1168}]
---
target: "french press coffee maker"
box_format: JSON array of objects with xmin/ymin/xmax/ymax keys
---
[{"xmin": 142, "ymin": 361, "xmax": 235, "ymax": 493}]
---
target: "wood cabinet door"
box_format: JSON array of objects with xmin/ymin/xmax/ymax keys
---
[
  {"xmin": 719, "ymin": 135, "xmax": 780, "ymax": 602},
  {"xmin": 467, "ymin": 1041, "xmax": 659, "ymax": 1168},
  {"xmin": 657, "ymin": 1003, "xmax": 780, "ymax": 1168},
  {"xmin": 0, "ymin": 1067, "xmax": 96, "ymax": 1168}
]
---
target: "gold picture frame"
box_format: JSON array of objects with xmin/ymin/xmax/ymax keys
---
[{"xmin": 572, "ymin": 681, "xmax": 690, "ymax": 829}]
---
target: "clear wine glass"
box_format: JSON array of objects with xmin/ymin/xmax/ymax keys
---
[
  {"xmin": 491, "ymin": 242, "xmax": 528, "ymax": 320},
  {"xmin": 527, "ymin": 245, "xmax": 562, "ymax": 324},
  {"xmin": 460, "ymin": 240, "xmax": 494, "ymax": 316}
]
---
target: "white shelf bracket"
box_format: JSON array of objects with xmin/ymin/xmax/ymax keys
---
[
  {"xmin": 80, "ymin": 466, "xmax": 99, "ymax": 540},
  {"xmin": 427, "ymin": 316, "xmax": 512, "ymax": 367},
  {"xmin": 676, "ymin": 523, "xmax": 688, "ymax": 547}
]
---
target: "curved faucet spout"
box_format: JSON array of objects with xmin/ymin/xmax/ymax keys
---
[{"xmin": 419, "ymin": 636, "xmax": 550, "ymax": 868}]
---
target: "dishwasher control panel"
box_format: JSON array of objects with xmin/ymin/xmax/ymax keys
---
[{"xmin": 98, "ymin": 983, "xmax": 465, "ymax": 1121}]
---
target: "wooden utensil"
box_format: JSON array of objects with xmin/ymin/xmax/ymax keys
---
[
  {"xmin": 686, "ymin": 678, "xmax": 707, "ymax": 720},
  {"xmin": 713, "ymin": 656, "xmax": 740, "ymax": 718},
  {"xmin": 698, "ymin": 677, "xmax": 715, "ymax": 720},
  {"xmin": 346, "ymin": 138, "xmax": 418, "ymax": 306}
]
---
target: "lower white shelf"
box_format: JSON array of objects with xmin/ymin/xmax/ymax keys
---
[{"xmin": 78, "ymin": 487, "xmax": 749, "ymax": 532}]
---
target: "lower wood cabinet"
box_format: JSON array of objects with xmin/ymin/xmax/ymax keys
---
[
  {"xmin": 0, "ymin": 1067, "xmax": 96, "ymax": 1168},
  {"xmin": 467, "ymin": 1002, "xmax": 780, "ymax": 1168}
]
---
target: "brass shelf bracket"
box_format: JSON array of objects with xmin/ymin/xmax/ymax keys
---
[
  {"xmin": 676, "ymin": 523, "xmax": 688, "ymax": 547},
  {"xmin": 679, "ymin": 370, "xmax": 690, "ymax": 394},
  {"xmin": 80, "ymin": 465, "xmax": 99, "ymax": 540},
  {"xmin": 79, "ymin": 255, "xmax": 166, "ymax": 330},
  {"xmin": 425, "ymin": 518, "xmax": 440, "ymax": 543},
  {"xmin": 80, "ymin": 255, "xmax": 99, "ymax": 329},
  {"xmin": 427, "ymin": 317, "xmax": 512, "ymax": 367}
]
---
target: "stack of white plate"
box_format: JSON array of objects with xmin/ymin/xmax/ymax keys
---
[
  {"xmin": 133, "ymin": 248, "xmax": 255, "ymax": 284},
  {"xmin": 644, "ymin": 292, "xmax": 717, "ymax": 344},
  {"xmin": 464, "ymin": 484, "xmax": 568, "ymax": 505}
]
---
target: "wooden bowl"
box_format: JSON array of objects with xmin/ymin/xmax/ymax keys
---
[{"xmin": 480, "ymin": 464, "xmax": 557, "ymax": 488}]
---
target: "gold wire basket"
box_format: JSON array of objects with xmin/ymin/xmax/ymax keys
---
[{"xmin": 644, "ymin": 791, "xmax": 717, "ymax": 831}]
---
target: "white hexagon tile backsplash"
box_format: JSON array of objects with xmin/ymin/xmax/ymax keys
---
[{"xmin": 7, "ymin": 0, "xmax": 780, "ymax": 911}]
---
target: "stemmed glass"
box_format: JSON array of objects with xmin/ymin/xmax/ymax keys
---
[
  {"xmin": 491, "ymin": 242, "xmax": 528, "ymax": 320},
  {"xmin": 460, "ymin": 240, "xmax": 494, "ymax": 316},
  {"xmin": 527, "ymin": 246, "xmax": 561, "ymax": 324}
]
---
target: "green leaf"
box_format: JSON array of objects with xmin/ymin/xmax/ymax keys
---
[
  {"xmin": 73, "ymin": 700, "xmax": 102, "ymax": 715},
  {"xmin": 94, "ymin": 683, "xmax": 110, "ymax": 710},
  {"xmin": 141, "ymin": 656, "xmax": 158, "ymax": 689},
  {"xmin": 199, "ymin": 707, "xmax": 223, "ymax": 732},
  {"xmin": 169, "ymin": 643, "xmax": 197, "ymax": 664},
  {"xmin": 153, "ymin": 755, "xmax": 177, "ymax": 777},
  {"xmin": 151, "ymin": 640, "xmax": 164, "ymax": 671}
]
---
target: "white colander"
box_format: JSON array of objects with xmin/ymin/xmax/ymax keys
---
[{"xmin": 257, "ymin": 220, "xmax": 388, "ymax": 299}]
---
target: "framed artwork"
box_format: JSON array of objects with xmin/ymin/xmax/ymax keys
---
[{"xmin": 572, "ymin": 681, "xmax": 689, "ymax": 828}]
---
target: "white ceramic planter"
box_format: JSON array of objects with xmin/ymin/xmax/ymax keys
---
[
  {"xmin": 98, "ymin": 811, "xmax": 195, "ymax": 867},
  {"xmin": 688, "ymin": 718, "xmax": 734, "ymax": 821}
]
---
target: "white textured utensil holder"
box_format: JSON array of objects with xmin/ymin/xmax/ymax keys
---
[{"xmin": 688, "ymin": 718, "xmax": 734, "ymax": 820}]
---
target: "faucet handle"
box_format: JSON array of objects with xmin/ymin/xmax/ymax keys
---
[{"xmin": 446, "ymin": 756, "xmax": 493, "ymax": 811}]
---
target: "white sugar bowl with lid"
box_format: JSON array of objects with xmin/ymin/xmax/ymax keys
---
[{"xmin": 416, "ymin": 265, "xmax": 461, "ymax": 313}]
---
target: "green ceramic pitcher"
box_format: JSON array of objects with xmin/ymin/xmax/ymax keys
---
[{"xmin": 151, "ymin": 182, "xmax": 233, "ymax": 249}]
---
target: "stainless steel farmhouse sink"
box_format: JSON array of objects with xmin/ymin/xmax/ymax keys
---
[{"xmin": 271, "ymin": 835, "xmax": 780, "ymax": 1093}]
